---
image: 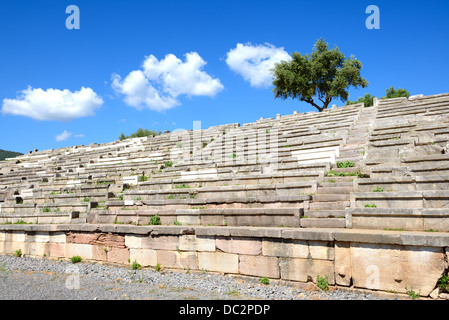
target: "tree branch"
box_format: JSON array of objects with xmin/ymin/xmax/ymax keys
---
[{"xmin": 304, "ymin": 98, "xmax": 323, "ymax": 112}]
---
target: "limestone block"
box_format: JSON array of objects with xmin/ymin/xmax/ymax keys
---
[
  {"xmin": 49, "ymin": 232, "xmax": 66, "ymax": 243},
  {"xmin": 216, "ymin": 237, "xmax": 262, "ymax": 255},
  {"xmin": 280, "ymin": 257, "xmax": 335, "ymax": 284},
  {"xmin": 177, "ymin": 214, "xmax": 201, "ymax": 226},
  {"xmin": 11, "ymin": 231, "xmax": 26, "ymax": 242},
  {"xmin": 130, "ymin": 248, "xmax": 158, "ymax": 267},
  {"xmin": 239, "ymin": 255, "xmax": 279, "ymax": 278},
  {"xmin": 28, "ymin": 242, "xmax": 46, "ymax": 257},
  {"xmin": 30, "ymin": 232, "xmax": 50, "ymax": 243},
  {"xmin": 262, "ymin": 239, "xmax": 309, "ymax": 258},
  {"xmin": 92, "ymin": 245, "xmax": 108, "ymax": 261},
  {"xmin": 65, "ymin": 243, "xmax": 93, "ymax": 260},
  {"xmin": 107, "ymin": 247, "xmax": 129, "ymax": 264},
  {"xmin": 198, "ymin": 252, "xmax": 239, "ymax": 274},
  {"xmin": 2, "ymin": 241, "xmax": 26, "ymax": 255},
  {"xmin": 123, "ymin": 176, "xmax": 138, "ymax": 186},
  {"xmin": 178, "ymin": 235, "xmax": 215, "ymax": 252},
  {"xmin": 309, "ymin": 241, "xmax": 335, "ymax": 260},
  {"xmin": 45, "ymin": 243, "xmax": 65, "ymax": 258},
  {"xmin": 335, "ymin": 242, "xmax": 352, "ymax": 286},
  {"xmin": 141, "ymin": 235, "xmax": 179, "ymax": 251},
  {"xmin": 157, "ymin": 250, "xmax": 198, "ymax": 270},
  {"xmin": 350, "ymin": 243, "xmax": 445, "ymax": 296},
  {"xmin": 125, "ymin": 235, "xmax": 143, "ymax": 249}
]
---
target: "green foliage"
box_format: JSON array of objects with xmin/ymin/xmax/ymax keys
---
[
  {"xmin": 272, "ymin": 38, "xmax": 368, "ymax": 112},
  {"xmin": 164, "ymin": 161, "xmax": 173, "ymax": 168},
  {"xmin": 325, "ymin": 170, "xmax": 367, "ymax": 178},
  {"xmin": 14, "ymin": 220, "xmax": 29, "ymax": 224},
  {"xmin": 138, "ymin": 174, "xmax": 149, "ymax": 182},
  {"xmin": 345, "ymin": 93, "xmax": 375, "ymax": 107},
  {"xmin": 406, "ymin": 288, "xmax": 420, "ymax": 299},
  {"xmin": 382, "ymin": 86, "xmax": 410, "ymax": 99},
  {"xmin": 83, "ymin": 197, "xmax": 90, "ymax": 202},
  {"xmin": 372, "ymin": 186, "xmax": 384, "ymax": 192},
  {"xmin": 174, "ymin": 220, "xmax": 182, "ymax": 226},
  {"xmin": 132, "ymin": 260, "xmax": 142, "ymax": 270},
  {"xmin": 42, "ymin": 207, "xmax": 51, "ymax": 212},
  {"xmin": 174, "ymin": 183, "xmax": 190, "ymax": 189},
  {"xmin": 155, "ymin": 263, "xmax": 161, "ymax": 272},
  {"xmin": 438, "ymin": 273, "xmax": 449, "ymax": 293},
  {"xmin": 119, "ymin": 128, "xmax": 162, "ymax": 141},
  {"xmin": 259, "ymin": 277, "xmax": 270, "ymax": 285},
  {"xmin": 336, "ymin": 160, "xmax": 355, "ymax": 168},
  {"xmin": 0, "ymin": 149, "xmax": 23, "ymax": 161},
  {"xmin": 316, "ymin": 275, "xmax": 329, "ymax": 291},
  {"xmin": 13, "ymin": 249, "xmax": 22, "ymax": 257},
  {"xmin": 149, "ymin": 215, "xmax": 161, "ymax": 225},
  {"xmin": 364, "ymin": 204, "xmax": 377, "ymax": 208},
  {"xmin": 71, "ymin": 256, "xmax": 82, "ymax": 263}
]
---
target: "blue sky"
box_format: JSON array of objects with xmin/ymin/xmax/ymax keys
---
[{"xmin": 0, "ymin": 0, "xmax": 448, "ymax": 154}]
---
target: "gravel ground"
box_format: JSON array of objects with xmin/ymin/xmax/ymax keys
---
[{"xmin": 0, "ymin": 255, "xmax": 397, "ymax": 301}]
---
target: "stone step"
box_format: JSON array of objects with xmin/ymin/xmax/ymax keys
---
[
  {"xmin": 323, "ymin": 176, "xmax": 356, "ymax": 183},
  {"xmin": 336, "ymin": 156, "xmax": 363, "ymax": 164},
  {"xmin": 319, "ymin": 181, "xmax": 354, "ymax": 187},
  {"xmin": 345, "ymin": 139, "xmax": 366, "ymax": 145},
  {"xmin": 300, "ymin": 218, "xmax": 346, "ymax": 228},
  {"xmin": 308, "ymin": 201, "xmax": 350, "ymax": 210},
  {"xmin": 339, "ymin": 149, "xmax": 364, "ymax": 157},
  {"xmin": 312, "ymin": 194, "xmax": 351, "ymax": 202},
  {"xmin": 304, "ymin": 209, "xmax": 346, "ymax": 218},
  {"xmin": 315, "ymin": 187, "xmax": 352, "ymax": 194},
  {"xmin": 328, "ymin": 167, "xmax": 360, "ymax": 173}
]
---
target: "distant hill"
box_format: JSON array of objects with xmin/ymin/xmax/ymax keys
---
[{"xmin": 0, "ymin": 149, "xmax": 23, "ymax": 161}]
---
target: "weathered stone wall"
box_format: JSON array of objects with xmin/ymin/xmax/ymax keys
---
[{"xmin": 1, "ymin": 224, "xmax": 447, "ymax": 297}]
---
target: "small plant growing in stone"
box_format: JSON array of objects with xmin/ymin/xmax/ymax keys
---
[
  {"xmin": 174, "ymin": 220, "xmax": 181, "ymax": 226},
  {"xmin": 364, "ymin": 203, "xmax": 377, "ymax": 208},
  {"xmin": 406, "ymin": 288, "xmax": 420, "ymax": 299},
  {"xmin": 438, "ymin": 273, "xmax": 449, "ymax": 293},
  {"xmin": 373, "ymin": 186, "xmax": 384, "ymax": 192},
  {"xmin": 149, "ymin": 215, "xmax": 161, "ymax": 225},
  {"xmin": 337, "ymin": 160, "xmax": 355, "ymax": 168},
  {"xmin": 13, "ymin": 249, "xmax": 22, "ymax": 257},
  {"xmin": 83, "ymin": 197, "xmax": 90, "ymax": 202},
  {"xmin": 42, "ymin": 207, "xmax": 51, "ymax": 212},
  {"xmin": 138, "ymin": 174, "xmax": 148, "ymax": 182},
  {"xmin": 164, "ymin": 161, "xmax": 173, "ymax": 168},
  {"xmin": 259, "ymin": 277, "xmax": 270, "ymax": 285},
  {"xmin": 71, "ymin": 256, "xmax": 82, "ymax": 263},
  {"xmin": 167, "ymin": 194, "xmax": 174, "ymax": 200},
  {"xmin": 155, "ymin": 263, "xmax": 161, "ymax": 272},
  {"xmin": 317, "ymin": 275, "xmax": 329, "ymax": 291},
  {"xmin": 132, "ymin": 260, "xmax": 141, "ymax": 270}
]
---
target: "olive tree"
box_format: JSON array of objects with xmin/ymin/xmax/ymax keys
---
[{"xmin": 272, "ymin": 38, "xmax": 368, "ymax": 112}]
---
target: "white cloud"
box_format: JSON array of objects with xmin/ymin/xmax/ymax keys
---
[
  {"xmin": 112, "ymin": 52, "xmax": 224, "ymax": 112},
  {"xmin": 1, "ymin": 86, "xmax": 104, "ymax": 121},
  {"xmin": 55, "ymin": 130, "xmax": 73, "ymax": 142},
  {"xmin": 225, "ymin": 43, "xmax": 292, "ymax": 88},
  {"xmin": 55, "ymin": 131, "xmax": 84, "ymax": 141}
]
